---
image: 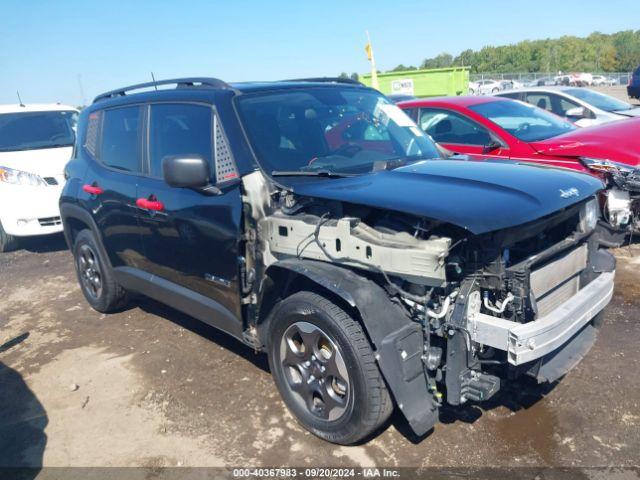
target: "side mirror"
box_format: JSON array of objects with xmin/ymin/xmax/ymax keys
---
[
  {"xmin": 483, "ymin": 140, "xmax": 502, "ymax": 153},
  {"xmin": 163, "ymin": 155, "xmax": 211, "ymax": 189},
  {"xmin": 565, "ymin": 107, "xmax": 587, "ymax": 119},
  {"xmin": 483, "ymin": 135, "xmax": 504, "ymax": 153}
]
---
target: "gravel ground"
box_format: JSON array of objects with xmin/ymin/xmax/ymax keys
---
[{"xmin": 1, "ymin": 233, "xmax": 639, "ymax": 476}]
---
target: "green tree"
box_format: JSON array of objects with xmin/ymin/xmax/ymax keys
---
[
  {"xmin": 390, "ymin": 64, "xmax": 417, "ymax": 72},
  {"xmin": 379, "ymin": 30, "xmax": 638, "ymax": 77},
  {"xmin": 612, "ymin": 30, "xmax": 640, "ymax": 71},
  {"xmin": 421, "ymin": 52, "xmax": 453, "ymax": 69}
]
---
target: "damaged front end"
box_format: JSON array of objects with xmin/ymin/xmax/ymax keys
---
[
  {"xmin": 442, "ymin": 198, "xmax": 615, "ymax": 408},
  {"xmin": 239, "ymin": 169, "xmax": 614, "ymax": 437},
  {"xmin": 580, "ymin": 157, "xmax": 640, "ymax": 235}
]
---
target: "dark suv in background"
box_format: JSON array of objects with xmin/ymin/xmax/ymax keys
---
[
  {"xmin": 61, "ymin": 77, "xmax": 614, "ymax": 444},
  {"xmin": 629, "ymin": 66, "xmax": 640, "ymax": 100}
]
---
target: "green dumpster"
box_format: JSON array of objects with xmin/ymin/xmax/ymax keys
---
[{"xmin": 361, "ymin": 67, "xmax": 470, "ymax": 98}]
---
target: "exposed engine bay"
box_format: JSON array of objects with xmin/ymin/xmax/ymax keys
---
[{"xmin": 240, "ymin": 171, "xmax": 615, "ymax": 430}]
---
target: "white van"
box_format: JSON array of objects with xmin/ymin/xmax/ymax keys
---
[{"xmin": 0, "ymin": 104, "xmax": 78, "ymax": 251}]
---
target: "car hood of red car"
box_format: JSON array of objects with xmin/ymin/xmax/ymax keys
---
[{"xmin": 529, "ymin": 118, "xmax": 640, "ymax": 167}]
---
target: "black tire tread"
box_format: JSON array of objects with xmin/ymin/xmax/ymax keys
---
[
  {"xmin": 74, "ymin": 229, "xmax": 128, "ymax": 312},
  {"xmin": 309, "ymin": 293, "xmax": 393, "ymax": 434},
  {"xmin": 270, "ymin": 291, "xmax": 392, "ymax": 444}
]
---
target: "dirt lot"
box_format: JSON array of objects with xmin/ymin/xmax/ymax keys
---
[{"xmin": 1, "ymin": 233, "xmax": 639, "ymax": 474}]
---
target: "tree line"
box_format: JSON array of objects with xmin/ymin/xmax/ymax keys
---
[{"xmin": 386, "ymin": 30, "xmax": 640, "ymax": 74}]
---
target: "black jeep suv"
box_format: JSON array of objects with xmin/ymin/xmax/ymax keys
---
[
  {"xmin": 629, "ymin": 66, "xmax": 640, "ymax": 100},
  {"xmin": 61, "ymin": 77, "xmax": 615, "ymax": 444}
]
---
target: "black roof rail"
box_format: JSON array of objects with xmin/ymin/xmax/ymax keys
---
[
  {"xmin": 93, "ymin": 77, "xmax": 231, "ymax": 103},
  {"xmin": 280, "ymin": 77, "xmax": 364, "ymax": 86}
]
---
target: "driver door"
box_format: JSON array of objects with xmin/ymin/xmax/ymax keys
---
[{"xmin": 135, "ymin": 102, "xmax": 244, "ymax": 327}]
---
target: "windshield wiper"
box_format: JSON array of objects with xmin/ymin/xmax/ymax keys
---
[{"xmin": 271, "ymin": 170, "xmax": 356, "ymax": 178}]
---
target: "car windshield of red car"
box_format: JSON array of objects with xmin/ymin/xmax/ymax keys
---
[{"xmin": 469, "ymin": 100, "xmax": 576, "ymax": 142}]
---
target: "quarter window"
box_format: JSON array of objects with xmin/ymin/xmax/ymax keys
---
[
  {"xmin": 84, "ymin": 111, "xmax": 101, "ymax": 157},
  {"xmin": 100, "ymin": 106, "xmax": 141, "ymax": 173},
  {"xmin": 149, "ymin": 104, "xmax": 213, "ymax": 179},
  {"xmin": 213, "ymin": 114, "xmax": 239, "ymax": 182}
]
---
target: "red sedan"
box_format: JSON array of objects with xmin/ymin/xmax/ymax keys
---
[{"xmin": 399, "ymin": 96, "xmax": 640, "ymax": 233}]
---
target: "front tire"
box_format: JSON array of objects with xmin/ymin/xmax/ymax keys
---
[
  {"xmin": 0, "ymin": 220, "xmax": 19, "ymax": 253},
  {"xmin": 73, "ymin": 229, "xmax": 128, "ymax": 313},
  {"xmin": 267, "ymin": 291, "xmax": 392, "ymax": 444}
]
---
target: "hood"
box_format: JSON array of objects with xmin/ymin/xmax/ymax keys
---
[
  {"xmin": 613, "ymin": 107, "xmax": 640, "ymax": 118},
  {"xmin": 0, "ymin": 146, "xmax": 73, "ymax": 177},
  {"xmin": 529, "ymin": 118, "xmax": 640, "ymax": 166},
  {"xmin": 288, "ymin": 160, "xmax": 603, "ymax": 235}
]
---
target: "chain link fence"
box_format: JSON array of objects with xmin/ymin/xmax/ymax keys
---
[{"xmin": 470, "ymin": 72, "xmax": 632, "ymax": 86}]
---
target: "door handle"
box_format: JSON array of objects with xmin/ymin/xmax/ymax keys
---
[
  {"xmin": 136, "ymin": 196, "xmax": 165, "ymax": 212},
  {"xmin": 82, "ymin": 184, "xmax": 104, "ymax": 195}
]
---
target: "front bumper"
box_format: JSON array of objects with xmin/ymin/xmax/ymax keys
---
[
  {"xmin": 628, "ymin": 85, "xmax": 640, "ymax": 99},
  {"xmin": 0, "ymin": 183, "xmax": 64, "ymax": 237},
  {"xmin": 469, "ymin": 270, "xmax": 614, "ymax": 366}
]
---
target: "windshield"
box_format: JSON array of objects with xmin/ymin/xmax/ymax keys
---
[
  {"xmin": 469, "ymin": 100, "xmax": 576, "ymax": 142},
  {"xmin": 0, "ymin": 110, "xmax": 77, "ymax": 152},
  {"xmin": 236, "ymin": 87, "xmax": 441, "ymax": 175},
  {"xmin": 564, "ymin": 88, "xmax": 633, "ymax": 112}
]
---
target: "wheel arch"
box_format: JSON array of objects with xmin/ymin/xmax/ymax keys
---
[
  {"xmin": 257, "ymin": 260, "xmax": 366, "ymax": 348},
  {"xmin": 60, "ymin": 203, "xmax": 113, "ymax": 270},
  {"xmin": 257, "ymin": 258, "xmax": 439, "ymax": 437}
]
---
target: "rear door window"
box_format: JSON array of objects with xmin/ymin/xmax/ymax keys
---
[
  {"xmin": 100, "ymin": 106, "xmax": 142, "ymax": 173},
  {"xmin": 148, "ymin": 103, "xmax": 213, "ymax": 179},
  {"xmin": 524, "ymin": 93, "xmax": 553, "ymax": 113}
]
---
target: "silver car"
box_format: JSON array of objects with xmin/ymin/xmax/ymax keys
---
[{"xmin": 495, "ymin": 86, "xmax": 640, "ymax": 127}]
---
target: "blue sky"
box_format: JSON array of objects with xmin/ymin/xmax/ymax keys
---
[{"xmin": 1, "ymin": 0, "xmax": 639, "ymax": 105}]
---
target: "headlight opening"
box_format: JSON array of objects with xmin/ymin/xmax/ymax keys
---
[{"xmin": 579, "ymin": 198, "xmax": 599, "ymax": 233}]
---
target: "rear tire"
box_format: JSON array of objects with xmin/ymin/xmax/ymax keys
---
[
  {"xmin": 0, "ymin": 220, "xmax": 19, "ymax": 253},
  {"xmin": 267, "ymin": 291, "xmax": 392, "ymax": 444},
  {"xmin": 73, "ymin": 229, "xmax": 128, "ymax": 313}
]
